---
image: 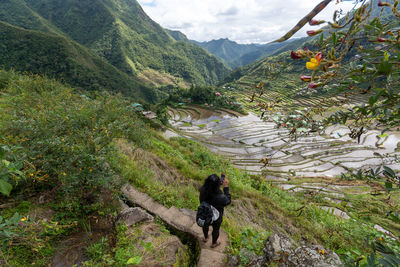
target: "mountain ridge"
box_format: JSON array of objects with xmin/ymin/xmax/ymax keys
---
[
  {"xmin": 0, "ymin": 0, "xmax": 230, "ymax": 98},
  {"xmin": 0, "ymin": 20, "xmax": 165, "ymax": 102},
  {"xmin": 166, "ymin": 30, "xmax": 298, "ymax": 69}
]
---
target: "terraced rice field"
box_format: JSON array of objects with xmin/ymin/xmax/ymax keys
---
[
  {"xmin": 168, "ymin": 106, "xmax": 399, "ymax": 177},
  {"xmin": 167, "ymin": 106, "xmax": 400, "ymax": 234}
]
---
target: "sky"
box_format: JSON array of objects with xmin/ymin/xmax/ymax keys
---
[{"xmin": 137, "ymin": 0, "xmax": 359, "ymax": 44}]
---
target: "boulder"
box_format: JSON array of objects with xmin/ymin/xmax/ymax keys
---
[
  {"xmin": 129, "ymin": 222, "xmax": 190, "ymax": 267},
  {"xmin": 263, "ymin": 233, "xmax": 342, "ymax": 267},
  {"xmin": 264, "ymin": 233, "xmax": 295, "ymax": 262},
  {"xmin": 116, "ymin": 207, "xmax": 153, "ymax": 227},
  {"xmin": 287, "ymin": 245, "xmax": 342, "ymax": 267}
]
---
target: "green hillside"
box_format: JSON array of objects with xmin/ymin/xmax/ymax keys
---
[
  {"xmin": 0, "ymin": 21, "xmax": 164, "ymax": 102},
  {"xmin": 0, "ymin": 0, "xmax": 61, "ymax": 35},
  {"xmin": 0, "ymin": 0, "xmax": 229, "ymax": 86}
]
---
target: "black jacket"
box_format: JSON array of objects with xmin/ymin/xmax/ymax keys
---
[{"xmin": 199, "ymin": 186, "xmax": 231, "ymax": 217}]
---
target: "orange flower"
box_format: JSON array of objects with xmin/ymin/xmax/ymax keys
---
[
  {"xmin": 21, "ymin": 217, "xmax": 27, "ymax": 222},
  {"xmin": 306, "ymin": 53, "xmax": 322, "ymax": 70}
]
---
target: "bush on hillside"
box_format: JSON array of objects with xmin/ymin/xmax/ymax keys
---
[{"xmin": 0, "ymin": 69, "xmax": 150, "ymax": 200}]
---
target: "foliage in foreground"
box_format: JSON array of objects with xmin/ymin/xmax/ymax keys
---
[
  {"xmin": 0, "ymin": 69, "xmax": 154, "ymax": 265},
  {"xmin": 260, "ymin": 0, "xmax": 400, "ymax": 133}
]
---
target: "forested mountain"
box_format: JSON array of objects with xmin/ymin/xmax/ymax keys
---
[
  {"xmin": 191, "ymin": 38, "xmax": 295, "ymax": 68},
  {"xmin": 0, "ymin": 21, "xmax": 164, "ymax": 102},
  {"xmin": 192, "ymin": 38, "xmax": 261, "ymax": 68},
  {"xmin": 0, "ymin": 0, "xmax": 230, "ymax": 99}
]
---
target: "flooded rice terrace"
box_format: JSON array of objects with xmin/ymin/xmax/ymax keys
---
[{"xmin": 167, "ymin": 106, "xmax": 400, "ymax": 197}]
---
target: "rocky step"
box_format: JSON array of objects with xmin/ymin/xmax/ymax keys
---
[{"xmin": 122, "ymin": 184, "xmax": 229, "ymax": 267}]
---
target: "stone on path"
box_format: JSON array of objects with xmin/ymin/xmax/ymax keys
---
[
  {"xmin": 198, "ymin": 249, "xmax": 226, "ymax": 266},
  {"xmin": 116, "ymin": 207, "xmax": 153, "ymax": 227}
]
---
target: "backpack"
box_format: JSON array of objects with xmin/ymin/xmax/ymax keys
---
[{"xmin": 196, "ymin": 201, "xmax": 220, "ymax": 227}]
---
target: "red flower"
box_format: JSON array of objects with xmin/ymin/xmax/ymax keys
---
[
  {"xmin": 309, "ymin": 20, "xmax": 325, "ymax": 26},
  {"xmin": 308, "ymin": 82, "xmax": 319, "ymax": 89},
  {"xmin": 291, "ymin": 51, "xmax": 301, "ymax": 59},
  {"xmin": 378, "ymin": 1, "xmax": 390, "ymax": 7},
  {"xmin": 377, "ymin": 37, "xmax": 388, "ymax": 42},
  {"xmin": 307, "ymin": 29, "xmax": 323, "ymax": 36},
  {"xmin": 300, "ymin": 75, "xmax": 312, "ymax": 82}
]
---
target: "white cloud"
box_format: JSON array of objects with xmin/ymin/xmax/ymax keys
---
[{"xmin": 137, "ymin": 0, "xmax": 358, "ymax": 44}]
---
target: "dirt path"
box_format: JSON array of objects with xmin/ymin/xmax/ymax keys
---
[{"xmin": 122, "ymin": 184, "xmax": 230, "ymax": 267}]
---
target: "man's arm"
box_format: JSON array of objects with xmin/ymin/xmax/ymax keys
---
[
  {"xmin": 222, "ymin": 186, "xmax": 231, "ymax": 206},
  {"xmin": 219, "ymin": 178, "xmax": 231, "ymax": 207}
]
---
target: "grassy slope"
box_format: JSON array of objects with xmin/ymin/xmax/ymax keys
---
[
  {"xmin": 0, "ymin": 70, "xmax": 398, "ymax": 266},
  {"xmin": 0, "ymin": 21, "xmax": 165, "ymax": 102},
  {"xmin": 3, "ymin": 0, "xmax": 230, "ymax": 86}
]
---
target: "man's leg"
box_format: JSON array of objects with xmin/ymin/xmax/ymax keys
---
[
  {"xmin": 202, "ymin": 225, "xmax": 209, "ymax": 239},
  {"xmin": 211, "ymin": 218, "xmax": 222, "ymax": 245}
]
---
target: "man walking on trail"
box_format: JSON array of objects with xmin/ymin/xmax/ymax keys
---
[{"xmin": 199, "ymin": 174, "xmax": 231, "ymax": 248}]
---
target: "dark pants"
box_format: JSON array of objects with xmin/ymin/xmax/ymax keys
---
[{"xmin": 202, "ymin": 216, "xmax": 222, "ymax": 244}]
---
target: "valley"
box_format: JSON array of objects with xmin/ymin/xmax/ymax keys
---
[{"xmin": 1, "ymin": 0, "xmax": 399, "ymax": 266}]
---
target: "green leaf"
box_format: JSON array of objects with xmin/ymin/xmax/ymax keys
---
[
  {"xmin": 385, "ymin": 182, "xmax": 393, "ymax": 189},
  {"xmin": 332, "ymin": 32, "xmax": 337, "ymax": 46},
  {"xmin": 383, "ymin": 166, "xmax": 396, "ymax": 178},
  {"xmin": 127, "ymin": 256, "xmax": 142, "ymax": 265},
  {"xmin": 0, "ymin": 147, "xmax": 5, "ymax": 159},
  {"xmin": 1, "ymin": 160, "xmax": 10, "ymax": 168},
  {"xmin": 0, "ymin": 179, "xmax": 12, "ymax": 196},
  {"xmin": 384, "ymin": 51, "xmax": 390, "ymax": 62},
  {"xmin": 367, "ymin": 252, "xmax": 377, "ymax": 267},
  {"xmin": 3, "ymin": 230, "xmax": 12, "ymax": 238},
  {"xmin": 378, "ymin": 254, "xmax": 400, "ymax": 267},
  {"xmin": 378, "ymin": 133, "xmax": 388, "ymax": 138},
  {"xmin": 377, "ymin": 61, "xmax": 393, "ymax": 75},
  {"xmin": 10, "ymin": 212, "xmax": 21, "ymax": 225},
  {"xmin": 319, "ymin": 33, "xmax": 324, "ymax": 45}
]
